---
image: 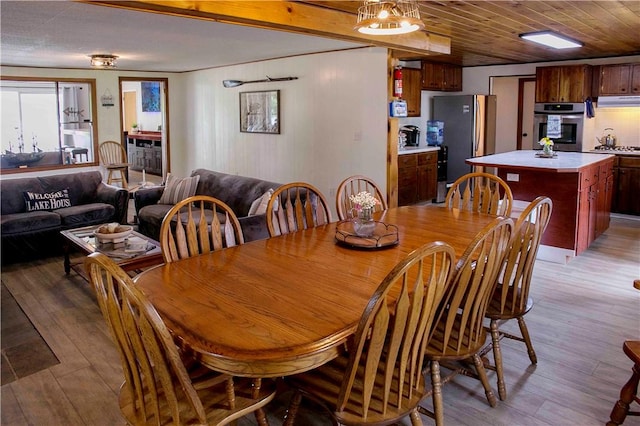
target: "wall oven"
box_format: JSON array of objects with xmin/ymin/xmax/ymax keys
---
[{"xmin": 533, "ymin": 103, "xmax": 584, "ymax": 152}]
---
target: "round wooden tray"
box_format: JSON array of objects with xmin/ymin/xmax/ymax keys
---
[{"xmin": 335, "ymin": 220, "xmax": 399, "ymax": 249}]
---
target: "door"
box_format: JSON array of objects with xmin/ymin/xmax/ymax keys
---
[
  {"xmin": 519, "ymin": 79, "xmax": 536, "ymax": 150},
  {"xmin": 119, "ymin": 77, "xmax": 169, "ymax": 180},
  {"xmin": 123, "ymin": 92, "xmax": 137, "ymax": 132}
]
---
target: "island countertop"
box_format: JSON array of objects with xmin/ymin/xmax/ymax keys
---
[
  {"xmin": 398, "ymin": 146, "xmax": 440, "ymax": 155},
  {"xmin": 466, "ymin": 150, "xmax": 615, "ymax": 173}
]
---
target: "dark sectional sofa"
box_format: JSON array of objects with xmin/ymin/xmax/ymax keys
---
[
  {"xmin": 1, "ymin": 171, "xmax": 129, "ymax": 263},
  {"xmin": 134, "ymin": 169, "xmax": 282, "ymax": 243}
]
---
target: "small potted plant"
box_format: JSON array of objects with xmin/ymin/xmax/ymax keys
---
[
  {"xmin": 131, "ymin": 123, "xmax": 138, "ymax": 134},
  {"xmin": 539, "ymin": 137, "xmax": 554, "ymax": 156}
]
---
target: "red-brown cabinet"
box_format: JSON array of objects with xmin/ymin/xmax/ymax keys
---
[{"xmin": 594, "ymin": 63, "xmax": 640, "ymax": 96}]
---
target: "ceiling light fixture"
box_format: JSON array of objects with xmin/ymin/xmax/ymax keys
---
[
  {"xmin": 89, "ymin": 54, "xmax": 118, "ymax": 68},
  {"xmin": 355, "ymin": 0, "xmax": 424, "ymax": 36},
  {"xmin": 519, "ymin": 31, "xmax": 583, "ymax": 49}
]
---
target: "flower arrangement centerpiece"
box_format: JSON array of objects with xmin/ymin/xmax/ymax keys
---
[
  {"xmin": 349, "ymin": 191, "xmax": 380, "ymax": 237},
  {"xmin": 349, "ymin": 191, "xmax": 380, "ymax": 220},
  {"xmin": 539, "ymin": 137, "xmax": 554, "ymax": 156}
]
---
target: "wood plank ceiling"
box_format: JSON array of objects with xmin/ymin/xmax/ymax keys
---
[{"xmin": 304, "ymin": 1, "xmax": 640, "ymax": 66}]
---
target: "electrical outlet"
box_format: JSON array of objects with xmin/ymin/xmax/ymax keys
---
[{"xmin": 506, "ymin": 173, "xmax": 519, "ymax": 182}]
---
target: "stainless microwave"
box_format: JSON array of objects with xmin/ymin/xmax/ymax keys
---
[{"xmin": 532, "ymin": 103, "xmax": 584, "ymax": 152}]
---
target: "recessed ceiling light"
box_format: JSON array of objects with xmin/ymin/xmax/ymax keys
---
[
  {"xmin": 519, "ymin": 31, "xmax": 583, "ymax": 49},
  {"xmin": 89, "ymin": 54, "xmax": 118, "ymax": 68}
]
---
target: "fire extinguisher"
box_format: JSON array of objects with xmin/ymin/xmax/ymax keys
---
[{"xmin": 393, "ymin": 66, "xmax": 403, "ymax": 98}]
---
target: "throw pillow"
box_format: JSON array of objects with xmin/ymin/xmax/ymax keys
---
[
  {"xmin": 24, "ymin": 189, "xmax": 72, "ymax": 212},
  {"xmin": 248, "ymin": 188, "xmax": 274, "ymax": 216},
  {"xmin": 158, "ymin": 173, "xmax": 200, "ymax": 205}
]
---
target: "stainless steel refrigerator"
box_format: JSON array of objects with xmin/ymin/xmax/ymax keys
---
[{"xmin": 432, "ymin": 94, "xmax": 496, "ymax": 183}]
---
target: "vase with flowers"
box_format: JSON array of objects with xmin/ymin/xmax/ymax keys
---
[
  {"xmin": 539, "ymin": 137, "xmax": 554, "ymax": 156},
  {"xmin": 349, "ymin": 191, "xmax": 380, "ymax": 237}
]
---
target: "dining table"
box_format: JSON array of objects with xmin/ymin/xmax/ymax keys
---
[{"xmin": 133, "ymin": 204, "xmax": 498, "ymax": 378}]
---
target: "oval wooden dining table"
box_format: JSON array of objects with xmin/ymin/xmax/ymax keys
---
[{"xmin": 133, "ymin": 205, "xmax": 498, "ymax": 378}]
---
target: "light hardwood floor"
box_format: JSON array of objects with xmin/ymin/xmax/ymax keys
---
[{"xmin": 1, "ymin": 215, "xmax": 639, "ymax": 425}]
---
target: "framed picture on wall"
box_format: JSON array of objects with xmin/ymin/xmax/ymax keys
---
[
  {"xmin": 240, "ymin": 90, "xmax": 280, "ymax": 134},
  {"xmin": 141, "ymin": 82, "xmax": 160, "ymax": 112}
]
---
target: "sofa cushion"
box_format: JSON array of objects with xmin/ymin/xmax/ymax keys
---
[
  {"xmin": 0, "ymin": 211, "xmax": 61, "ymax": 235},
  {"xmin": 248, "ymin": 189, "xmax": 274, "ymax": 216},
  {"xmin": 24, "ymin": 189, "xmax": 72, "ymax": 212},
  {"xmin": 56, "ymin": 203, "xmax": 116, "ymax": 228},
  {"xmin": 138, "ymin": 204, "xmax": 175, "ymax": 240},
  {"xmin": 158, "ymin": 173, "xmax": 200, "ymax": 205}
]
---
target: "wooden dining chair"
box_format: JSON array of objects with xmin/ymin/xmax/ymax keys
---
[
  {"xmin": 84, "ymin": 252, "xmax": 276, "ymax": 425},
  {"xmin": 266, "ymin": 182, "xmax": 332, "ymax": 237},
  {"xmin": 445, "ymin": 172, "xmax": 513, "ymax": 217},
  {"xmin": 607, "ymin": 279, "xmax": 640, "ymax": 426},
  {"xmin": 420, "ymin": 216, "xmax": 514, "ymax": 425},
  {"xmin": 335, "ymin": 174, "xmax": 388, "ymax": 220},
  {"xmin": 99, "ymin": 140, "xmax": 130, "ymax": 189},
  {"xmin": 481, "ymin": 196, "xmax": 553, "ymax": 400},
  {"xmin": 283, "ymin": 241, "xmax": 457, "ymax": 426},
  {"xmin": 159, "ymin": 195, "xmax": 244, "ymax": 263}
]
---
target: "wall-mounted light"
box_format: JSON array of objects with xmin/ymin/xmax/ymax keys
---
[
  {"xmin": 519, "ymin": 31, "xmax": 583, "ymax": 49},
  {"xmin": 89, "ymin": 54, "xmax": 118, "ymax": 68},
  {"xmin": 355, "ymin": 0, "xmax": 424, "ymax": 36}
]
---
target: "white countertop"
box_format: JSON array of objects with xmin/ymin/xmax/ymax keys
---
[
  {"xmin": 589, "ymin": 149, "xmax": 640, "ymax": 156},
  {"xmin": 466, "ymin": 150, "xmax": 615, "ymax": 172},
  {"xmin": 398, "ymin": 146, "xmax": 440, "ymax": 155}
]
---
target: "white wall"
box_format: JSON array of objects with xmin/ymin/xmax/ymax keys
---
[
  {"xmin": 2, "ymin": 48, "xmax": 390, "ymax": 216},
  {"xmin": 178, "ymin": 47, "xmax": 389, "ymax": 213}
]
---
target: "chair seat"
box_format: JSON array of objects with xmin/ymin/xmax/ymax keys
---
[
  {"xmin": 119, "ymin": 376, "xmax": 276, "ymax": 425},
  {"xmin": 426, "ymin": 315, "xmax": 489, "ymax": 362},
  {"xmin": 286, "ymin": 353, "xmax": 428, "ymax": 425},
  {"xmin": 623, "ymin": 341, "xmax": 640, "ymax": 364},
  {"xmin": 485, "ymin": 285, "xmax": 534, "ymax": 320},
  {"xmin": 105, "ymin": 163, "xmax": 130, "ymax": 169}
]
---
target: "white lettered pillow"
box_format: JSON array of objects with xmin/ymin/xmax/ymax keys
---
[{"xmin": 158, "ymin": 173, "xmax": 200, "ymax": 205}]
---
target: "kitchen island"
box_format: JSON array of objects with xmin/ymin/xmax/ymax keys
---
[{"xmin": 467, "ymin": 150, "xmax": 615, "ymax": 263}]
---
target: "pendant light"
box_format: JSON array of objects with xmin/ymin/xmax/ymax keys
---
[{"xmin": 355, "ymin": 0, "xmax": 424, "ymax": 35}]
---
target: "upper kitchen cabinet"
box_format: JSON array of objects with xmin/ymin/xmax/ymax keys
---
[
  {"xmin": 421, "ymin": 62, "xmax": 462, "ymax": 92},
  {"xmin": 402, "ymin": 68, "xmax": 421, "ymax": 117},
  {"xmin": 535, "ymin": 65, "xmax": 592, "ymax": 103},
  {"xmin": 442, "ymin": 64, "xmax": 463, "ymax": 91},
  {"xmin": 593, "ymin": 63, "xmax": 640, "ymax": 96}
]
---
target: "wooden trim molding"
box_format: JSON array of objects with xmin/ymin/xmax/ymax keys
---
[{"xmin": 84, "ymin": 1, "xmax": 450, "ymax": 57}]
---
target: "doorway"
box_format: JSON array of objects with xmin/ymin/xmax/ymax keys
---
[
  {"xmin": 119, "ymin": 77, "xmax": 169, "ymax": 183},
  {"xmin": 490, "ymin": 75, "xmax": 536, "ymax": 153}
]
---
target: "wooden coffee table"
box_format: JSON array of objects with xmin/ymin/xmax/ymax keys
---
[{"xmin": 61, "ymin": 224, "xmax": 163, "ymax": 276}]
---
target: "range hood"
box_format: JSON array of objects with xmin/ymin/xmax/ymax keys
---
[{"xmin": 596, "ymin": 95, "xmax": 640, "ymax": 108}]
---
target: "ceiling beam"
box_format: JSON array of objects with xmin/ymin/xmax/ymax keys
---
[{"xmin": 83, "ymin": 0, "xmax": 451, "ymax": 57}]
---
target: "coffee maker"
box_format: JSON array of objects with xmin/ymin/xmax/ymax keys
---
[{"xmin": 400, "ymin": 125, "xmax": 420, "ymax": 147}]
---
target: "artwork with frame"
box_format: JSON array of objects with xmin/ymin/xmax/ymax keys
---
[
  {"xmin": 141, "ymin": 82, "xmax": 161, "ymax": 112},
  {"xmin": 240, "ymin": 90, "xmax": 280, "ymax": 134}
]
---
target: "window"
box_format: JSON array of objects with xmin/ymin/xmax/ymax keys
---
[{"xmin": 0, "ymin": 78, "xmax": 98, "ymax": 173}]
